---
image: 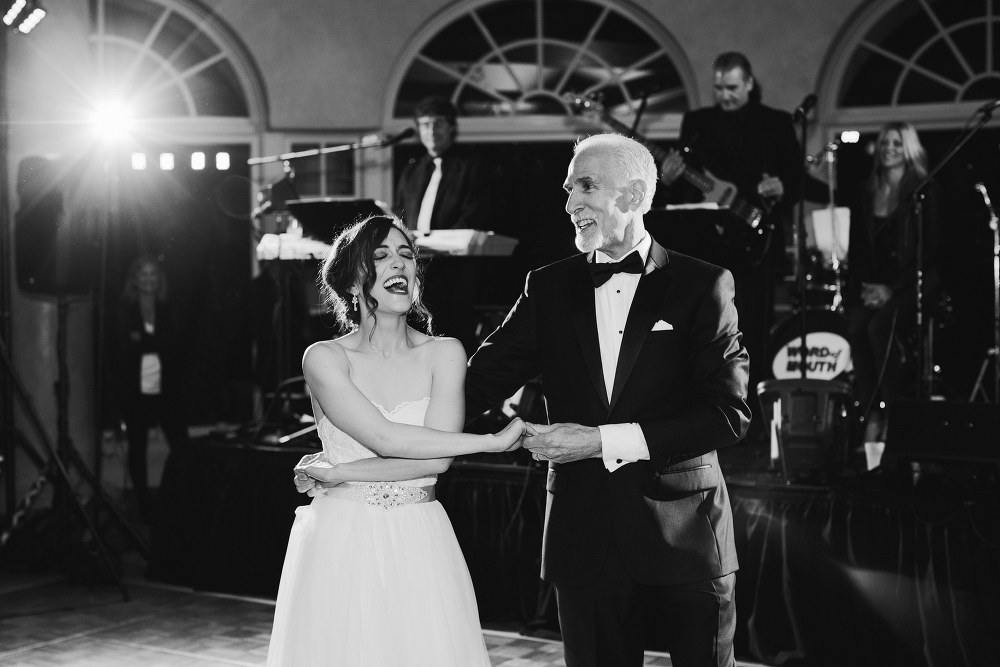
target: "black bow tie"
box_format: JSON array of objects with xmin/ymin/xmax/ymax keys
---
[{"xmin": 588, "ymin": 251, "xmax": 644, "ymax": 287}]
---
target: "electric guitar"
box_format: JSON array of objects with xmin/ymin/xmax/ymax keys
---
[{"xmin": 564, "ymin": 92, "xmax": 773, "ymax": 267}]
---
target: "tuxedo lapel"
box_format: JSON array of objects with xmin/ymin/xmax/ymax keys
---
[
  {"xmin": 569, "ymin": 259, "xmax": 609, "ymax": 412},
  {"xmin": 609, "ymin": 242, "xmax": 671, "ymax": 413}
]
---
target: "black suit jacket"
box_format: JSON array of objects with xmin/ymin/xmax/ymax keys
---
[
  {"xmin": 466, "ymin": 236, "xmax": 750, "ymax": 586},
  {"xmin": 672, "ymin": 101, "xmax": 802, "ymax": 209},
  {"xmin": 394, "ymin": 145, "xmax": 493, "ymax": 231}
]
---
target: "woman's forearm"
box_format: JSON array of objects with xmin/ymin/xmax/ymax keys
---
[
  {"xmin": 362, "ymin": 422, "xmax": 500, "ymax": 459},
  {"xmin": 320, "ymin": 456, "xmax": 451, "ymax": 484}
]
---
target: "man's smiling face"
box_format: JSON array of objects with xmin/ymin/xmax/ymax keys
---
[{"xmin": 563, "ymin": 145, "xmax": 636, "ymax": 259}]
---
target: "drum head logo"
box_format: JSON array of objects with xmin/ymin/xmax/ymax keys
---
[{"xmin": 771, "ymin": 331, "xmax": 852, "ymax": 380}]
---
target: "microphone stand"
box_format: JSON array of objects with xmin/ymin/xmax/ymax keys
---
[
  {"xmin": 902, "ymin": 105, "xmax": 995, "ymax": 399},
  {"xmin": 970, "ymin": 181, "xmax": 999, "ymax": 403},
  {"xmin": 247, "ymin": 130, "xmax": 414, "ymax": 165},
  {"xmin": 795, "ymin": 108, "xmax": 810, "ymax": 378}
]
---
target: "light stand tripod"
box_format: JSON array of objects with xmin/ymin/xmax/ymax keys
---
[
  {"xmin": 969, "ymin": 181, "xmax": 999, "ymax": 403},
  {"xmin": 0, "ymin": 298, "xmax": 150, "ymax": 601}
]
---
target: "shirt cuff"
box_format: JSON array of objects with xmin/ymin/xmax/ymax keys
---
[{"xmin": 600, "ymin": 423, "xmax": 650, "ymax": 473}]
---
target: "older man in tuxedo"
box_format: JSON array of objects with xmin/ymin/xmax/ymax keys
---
[{"xmin": 466, "ymin": 133, "xmax": 750, "ymax": 667}]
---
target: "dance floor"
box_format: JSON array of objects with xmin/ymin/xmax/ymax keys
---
[{"xmin": 0, "ymin": 572, "xmax": 770, "ymax": 667}]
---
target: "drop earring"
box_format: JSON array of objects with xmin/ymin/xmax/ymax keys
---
[{"xmin": 352, "ymin": 294, "xmax": 359, "ymax": 311}]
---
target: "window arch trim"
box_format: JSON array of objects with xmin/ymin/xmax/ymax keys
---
[
  {"xmin": 382, "ymin": 0, "xmax": 697, "ymax": 141},
  {"xmin": 816, "ymin": 0, "xmax": 1000, "ymax": 135}
]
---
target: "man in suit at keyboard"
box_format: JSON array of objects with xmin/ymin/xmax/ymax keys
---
[{"xmin": 394, "ymin": 96, "xmax": 494, "ymax": 352}]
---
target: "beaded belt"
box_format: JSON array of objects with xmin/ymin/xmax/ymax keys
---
[{"xmin": 326, "ymin": 482, "xmax": 436, "ymax": 510}]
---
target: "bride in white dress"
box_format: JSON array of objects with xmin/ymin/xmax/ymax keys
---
[{"xmin": 266, "ymin": 215, "xmax": 523, "ymax": 666}]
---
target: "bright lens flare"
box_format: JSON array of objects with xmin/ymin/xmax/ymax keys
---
[
  {"xmin": 840, "ymin": 130, "xmax": 860, "ymax": 144},
  {"xmin": 88, "ymin": 101, "xmax": 134, "ymax": 142}
]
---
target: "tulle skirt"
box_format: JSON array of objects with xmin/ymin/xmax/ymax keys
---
[{"xmin": 266, "ymin": 491, "xmax": 491, "ymax": 666}]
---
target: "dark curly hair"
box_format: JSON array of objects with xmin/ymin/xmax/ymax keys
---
[{"xmin": 319, "ymin": 215, "xmax": 432, "ymax": 334}]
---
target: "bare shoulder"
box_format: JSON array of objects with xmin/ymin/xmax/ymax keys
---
[
  {"xmin": 426, "ymin": 335, "xmax": 468, "ymax": 366},
  {"xmin": 302, "ymin": 338, "xmax": 351, "ymax": 373}
]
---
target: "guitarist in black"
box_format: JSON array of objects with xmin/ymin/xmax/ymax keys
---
[{"xmin": 660, "ymin": 52, "xmax": 802, "ymax": 444}]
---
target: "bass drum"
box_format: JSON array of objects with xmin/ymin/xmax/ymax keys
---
[{"xmin": 769, "ymin": 310, "xmax": 852, "ymax": 381}]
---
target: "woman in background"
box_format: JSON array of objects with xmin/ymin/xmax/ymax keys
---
[
  {"xmin": 114, "ymin": 256, "xmax": 187, "ymax": 522},
  {"xmin": 847, "ymin": 122, "xmax": 940, "ymax": 443},
  {"xmin": 266, "ymin": 216, "xmax": 523, "ymax": 666}
]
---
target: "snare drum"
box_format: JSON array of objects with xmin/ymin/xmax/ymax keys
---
[{"xmin": 769, "ymin": 310, "xmax": 852, "ymax": 381}]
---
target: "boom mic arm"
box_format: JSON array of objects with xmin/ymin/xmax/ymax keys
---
[{"xmin": 248, "ymin": 128, "xmax": 417, "ymax": 165}]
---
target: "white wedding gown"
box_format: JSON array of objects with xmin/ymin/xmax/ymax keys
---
[{"xmin": 266, "ymin": 397, "xmax": 491, "ymax": 666}]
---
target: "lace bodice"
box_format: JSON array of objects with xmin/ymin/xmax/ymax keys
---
[{"xmin": 316, "ymin": 397, "xmax": 435, "ymax": 486}]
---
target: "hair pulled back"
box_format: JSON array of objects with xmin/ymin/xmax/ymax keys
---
[{"xmin": 319, "ymin": 215, "xmax": 432, "ymax": 333}]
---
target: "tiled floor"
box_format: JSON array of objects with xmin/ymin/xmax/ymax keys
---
[{"xmin": 0, "ymin": 573, "xmax": 768, "ymax": 666}]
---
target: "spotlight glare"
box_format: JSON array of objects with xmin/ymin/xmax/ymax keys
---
[
  {"xmin": 840, "ymin": 130, "xmax": 860, "ymax": 144},
  {"xmin": 131, "ymin": 153, "xmax": 147, "ymax": 170},
  {"xmin": 160, "ymin": 153, "xmax": 174, "ymax": 170},
  {"xmin": 215, "ymin": 152, "xmax": 230, "ymax": 170},
  {"xmin": 191, "ymin": 152, "xmax": 205, "ymax": 170},
  {"xmin": 89, "ymin": 100, "xmax": 134, "ymax": 143}
]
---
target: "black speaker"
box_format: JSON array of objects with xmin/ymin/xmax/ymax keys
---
[
  {"xmin": 885, "ymin": 400, "xmax": 1000, "ymax": 486},
  {"xmin": 14, "ymin": 157, "xmax": 97, "ymax": 296}
]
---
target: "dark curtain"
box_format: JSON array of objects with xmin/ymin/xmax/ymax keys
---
[{"xmin": 731, "ymin": 482, "xmax": 999, "ymax": 666}]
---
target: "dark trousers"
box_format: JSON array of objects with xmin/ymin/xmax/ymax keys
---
[
  {"xmin": 123, "ymin": 394, "xmax": 187, "ymax": 521},
  {"xmin": 847, "ymin": 289, "xmax": 915, "ymax": 415},
  {"xmin": 554, "ymin": 542, "xmax": 736, "ymax": 667}
]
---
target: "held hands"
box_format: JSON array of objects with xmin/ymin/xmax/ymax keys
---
[
  {"xmin": 493, "ymin": 417, "xmax": 527, "ymax": 452},
  {"xmin": 861, "ymin": 282, "xmax": 893, "ymax": 309},
  {"xmin": 521, "ymin": 422, "xmax": 602, "ymax": 464},
  {"xmin": 757, "ymin": 173, "xmax": 784, "ymax": 200},
  {"xmin": 659, "ymin": 150, "xmax": 686, "ymax": 185}
]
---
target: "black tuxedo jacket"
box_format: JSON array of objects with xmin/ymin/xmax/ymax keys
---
[
  {"xmin": 466, "ymin": 236, "xmax": 750, "ymax": 586},
  {"xmin": 394, "ymin": 145, "xmax": 494, "ymax": 231}
]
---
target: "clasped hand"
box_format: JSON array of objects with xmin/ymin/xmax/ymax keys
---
[{"xmin": 519, "ymin": 422, "xmax": 602, "ymax": 464}]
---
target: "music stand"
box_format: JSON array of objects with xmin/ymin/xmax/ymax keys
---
[{"xmin": 285, "ymin": 198, "xmax": 390, "ymax": 244}]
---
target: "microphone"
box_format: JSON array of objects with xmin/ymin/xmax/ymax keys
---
[
  {"xmin": 792, "ymin": 94, "xmax": 817, "ymax": 121},
  {"xmin": 977, "ymin": 99, "xmax": 1000, "ymax": 114},
  {"xmin": 360, "ymin": 127, "xmax": 416, "ymax": 148}
]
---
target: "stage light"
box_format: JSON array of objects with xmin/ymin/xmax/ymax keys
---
[
  {"xmin": 88, "ymin": 100, "xmax": 134, "ymax": 143},
  {"xmin": 159, "ymin": 153, "xmax": 174, "ymax": 170},
  {"xmin": 215, "ymin": 152, "xmax": 230, "ymax": 170},
  {"xmin": 840, "ymin": 130, "xmax": 860, "ymax": 144},
  {"xmin": 3, "ymin": 1, "xmax": 26, "ymax": 26},
  {"xmin": 3, "ymin": 1, "xmax": 46, "ymax": 34},
  {"xmin": 131, "ymin": 153, "xmax": 147, "ymax": 170},
  {"xmin": 191, "ymin": 152, "xmax": 205, "ymax": 170}
]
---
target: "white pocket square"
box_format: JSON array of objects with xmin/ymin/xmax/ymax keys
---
[{"xmin": 651, "ymin": 320, "xmax": 674, "ymax": 331}]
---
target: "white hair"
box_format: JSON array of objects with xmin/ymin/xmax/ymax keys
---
[{"xmin": 574, "ymin": 133, "xmax": 658, "ymax": 214}]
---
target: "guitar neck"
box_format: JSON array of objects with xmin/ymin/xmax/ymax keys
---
[{"xmin": 598, "ymin": 112, "xmax": 711, "ymax": 194}]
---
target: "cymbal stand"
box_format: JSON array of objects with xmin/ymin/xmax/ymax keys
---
[
  {"xmin": 820, "ymin": 141, "xmax": 844, "ymax": 312},
  {"xmin": 969, "ymin": 181, "xmax": 999, "ymax": 403}
]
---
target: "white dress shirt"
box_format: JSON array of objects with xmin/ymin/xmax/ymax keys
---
[
  {"xmin": 415, "ymin": 157, "xmax": 443, "ymax": 233},
  {"xmin": 594, "ymin": 234, "xmax": 652, "ymax": 472}
]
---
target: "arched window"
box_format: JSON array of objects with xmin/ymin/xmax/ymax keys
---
[
  {"xmin": 91, "ymin": 0, "xmax": 266, "ymax": 131},
  {"xmin": 819, "ymin": 0, "xmax": 1000, "ymax": 131},
  {"xmin": 386, "ymin": 0, "xmax": 695, "ymax": 139}
]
